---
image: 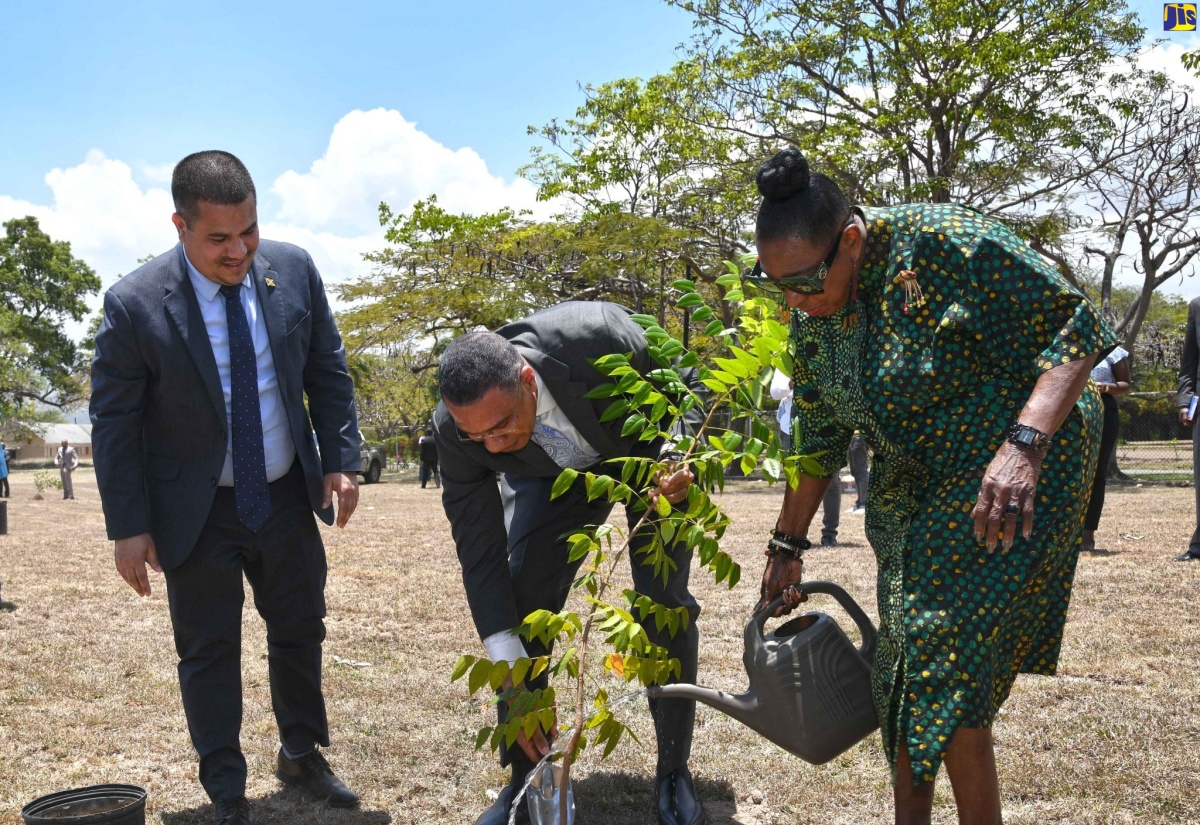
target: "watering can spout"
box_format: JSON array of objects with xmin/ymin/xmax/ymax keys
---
[{"xmin": 647, "ymin": 684, "xmax": 760, "ymax": 728}]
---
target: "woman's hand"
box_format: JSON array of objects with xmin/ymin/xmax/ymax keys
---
[
  {"xmin": 756, "ymin": 555, "xmax": 806, "ymax": 617},
  {"xmin": 973, "ymin": 442, "xmax": 1042, "ymax": 553}
]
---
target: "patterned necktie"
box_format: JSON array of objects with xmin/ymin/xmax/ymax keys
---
[
  {"xmin": 220, "ymin": 284, "xmax": 272, "ymax": 531},
  {"xmin": 531, "ymin": 417, "xmax": 597, "ymax": 470}
]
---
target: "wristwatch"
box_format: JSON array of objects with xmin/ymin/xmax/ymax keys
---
[{"xmin": 1006, "ymin": 422, "xmax": 1051, "ymax": 454}]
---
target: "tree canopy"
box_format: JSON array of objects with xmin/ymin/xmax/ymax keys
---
[{"xmin": 0, "ymin": 216, "xmax": 100, "ymax": 419}]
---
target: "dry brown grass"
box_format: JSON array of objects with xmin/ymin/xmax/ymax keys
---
[{"xmin": 1, "ymin": 468, "xmax": 1198, "ymax": 825}]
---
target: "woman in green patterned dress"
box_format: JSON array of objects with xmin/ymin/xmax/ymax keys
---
[{"xmin": 751, "ymin": 148, "xmax": 1114, "ymax": 825}]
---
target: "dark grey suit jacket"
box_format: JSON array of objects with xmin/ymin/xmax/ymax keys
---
[
  {"xmin": 1178, "ymin": 296, "xmax": 1200, "ymax": 409},
  {"xmin": 433, "ymin": 301, "xmax": 702, "ymax": 640},
  {"xmin": 90, "ymin": 241, "xmax": 360, "ymax": 570}
]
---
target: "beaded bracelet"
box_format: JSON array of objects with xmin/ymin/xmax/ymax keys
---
[{"xmin": 766, "ymin": 529, "xmax": 811, "ymax": 561}]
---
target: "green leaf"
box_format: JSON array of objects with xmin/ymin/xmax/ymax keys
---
[
  {"xmin": 691, "ymin": 305, "xmax": 713, "ymax": 323},
  {"xmin": 584, "ymin": 383, "xmax": 618, "ymax": 399},
  {"xmin": 468, "ymin": 659, "xmax": 492, "ymax": 695},
  {"xmin": 678, "ymin": 351, "xmax": 699, "ymax": 369},
  {"xmin": 724, "ymin": 289, "xmax": 744, "ymax": 302},
  {"xmin": 451, "ymin": 655, "xmax": 475, "ymax": 682},
  {"xmin": 703, "ymin": 319, "xmax": 725, "ymax": 336},
  {"xmin": 488, "ymin": 660, "xmax": 510, "ymax": 691},
  {"xmin": 475, "ymin": 727, "xmax": 492, "ymax": 750},
  {"xmin": 676, "ymin": 292, "xmax": 704, "ymax": 308},
  {"xmin": 629, "ymin": 313, "xmax": 657, "ymax": 328},
  {"xmin": 671, "ymin": 278, "xmax": 696, "ymax": 292},
  {"xmin": 510, "ymin": 658, "xmax": 531, "ymax": 687},
  {"xmin": 656, "ymin": 493, "xmax": 672, "ymax": 518},
  {"xmin": 715, "ymin": 273, "xmax": 740, "ymax": 288},
  {"xmin": 599, "ymin": 399, "xmax": 631, "ymax": 423},
  {"xmin": 621, "ymin": 413, "xmax": 647, "ymax": 437},
  {"xmin": 586, "ymin": 474, "xmax": 614, "ymax": 502},
  {"xmin": 550, "ymin": 468, "xmax": 579, "ymax": 500}
]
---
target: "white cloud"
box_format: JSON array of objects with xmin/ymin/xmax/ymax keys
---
[
  {"xmin": 270, "ymin": 108, "xmax": 552, "ymax": 236},
  {"xmin": 0, "ymin": 150, "xmax": 177, "ymax": 288},
  {"xmin": 0, "ymin": 109, "xmax": 567, "ymax": 337}
]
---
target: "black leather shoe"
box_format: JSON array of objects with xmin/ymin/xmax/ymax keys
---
[
  {"xmin": 213, "ymin": 796, "xmax": 250, "ymax": 825},
  {"xmin": 276, "ymin": 748, "xmax": 360, "ymax": 808},
  {"xmin": 475, "ymin": 783, "xmax": 529, "ymax": 825},
  {"xmin": 1174, "ymin": 549, "xmax": 1200, "ymax": 562},
  {"xmin": 656, "ymin": 767, "xmax": 706, "ymax": 825},
  {"xmin": 821, "ymin": 535, "xmax": 838, "ymax": 547}
]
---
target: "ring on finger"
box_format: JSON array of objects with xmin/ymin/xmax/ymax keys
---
[{"xmin": 1004, "ymin": 503, "xmax": 1020, "ymax": 516}]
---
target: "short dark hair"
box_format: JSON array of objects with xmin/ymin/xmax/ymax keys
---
[
  {"xmin": 438, "ymin": 332, "xmax": 524, "ymax": 406},
  {"xmin": 755, "ymin": 147, "xmax": 851, "ymax": 247},
  {"xmin": 172, "ymin": 151, "xmax": 257, "ymax": 227}
]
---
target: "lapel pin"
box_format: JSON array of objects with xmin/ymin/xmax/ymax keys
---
[{"xmin": 265, "ymin": 277, "xmax": 276, "ymax": 288}]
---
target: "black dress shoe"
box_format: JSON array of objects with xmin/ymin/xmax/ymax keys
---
[
  {"xmin": 213, "ymin": 796, "xmax": 250, "ymax": 825},
  {"xmin": 475, "ymin": 783, "xmax": 529, "ymax": 825},
  {"xmin": 656, "ymin": 767, "xmax": 707, "ymax": 825},
  {"xmin": 276, "ymin": 748, "xmax": 360, "ymax": 808},
  {"xmin": 1174, "ymin": 549, "xmax": 1200, "ymax": 562}
]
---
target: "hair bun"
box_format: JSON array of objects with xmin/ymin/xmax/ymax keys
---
[{"xmin": 756, "ymin": 147, "xmax": 810, "ymax": 200}]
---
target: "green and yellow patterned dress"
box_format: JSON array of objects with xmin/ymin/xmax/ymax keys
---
[{"xmin": 789, "ymin": 203, "xmax": 1115, "ymax": 784}]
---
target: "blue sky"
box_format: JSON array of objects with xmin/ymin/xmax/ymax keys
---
[{"xmin": 1, "ymin": 0, "xmax": 1197, "ymax": 319}]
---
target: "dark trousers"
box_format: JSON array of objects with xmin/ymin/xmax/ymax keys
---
[
  {"xmin": 1084, "ymin": 394, "xmax": 1119, "ymax": 532},
  {"xmin": 1192, "ymin": 414, "xmax": 1200, "ymax": 551},
  {"xmin": 499, "ymin": 472, "xmax": 701, "ymax": 780},
  {"xmin": 848, "ymin": 432, "xmax": 869, "ymax": 508},
  {"xmin": 420, "ymin": 460, "xmax": 440, "ymax": 488},
  {"xmin": 0, "ymin": 476, "xmax": 8, "ymax": 497},
  {"xmin": 163, "ymin": 462, "xmax": 330, "ymax": 803}
]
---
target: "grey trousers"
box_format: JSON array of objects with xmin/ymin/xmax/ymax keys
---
[{"xmin": 59, "ymin": 468, "xmax": 74, "ymax": 499}]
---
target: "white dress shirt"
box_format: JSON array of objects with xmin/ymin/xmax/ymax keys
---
[
  {"xmin": 185, "ymin": 257, "xmax": 296, "ymax": 485},
  {"xmin": 482, "ymin": 367, "xmax": 599, "ymax": 664}
]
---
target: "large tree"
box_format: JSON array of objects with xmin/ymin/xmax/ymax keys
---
[
  {"xmin": 1069, "ymin": 74, "xmax": 1200, "ymax": 349},
  {"xmin": 665, "ymin": 0, "xmax": 1144, "ymax": 212},
  {"xmin": 0, "ymin": 216, "xmax": 100, "ymax": 417}
]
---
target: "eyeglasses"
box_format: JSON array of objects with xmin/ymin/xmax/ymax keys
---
[
  {"xmin": 454, "ymin": 385, "xmax": 524, "ymax": 442},
  {"xmin": 743, "ymin": 216, "xmax": 852, "ymax": 296}
]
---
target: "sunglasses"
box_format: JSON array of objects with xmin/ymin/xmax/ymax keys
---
[{"xmin": 744, "ymin": 216, "xmax": 852, "ymax": 296}]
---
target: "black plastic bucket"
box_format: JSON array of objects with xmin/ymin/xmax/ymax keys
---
[{"xmin": 21, "ymin": 784, "xmax": 146, "ymax": 824}]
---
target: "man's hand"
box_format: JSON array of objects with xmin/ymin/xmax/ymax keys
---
[
  {"xmin": 650, "ymin": 460, "xmax": 694, "ymax": 506},
  {"xmin": 503, "ymin": 675, "xmax": 555, "ymax": 763},
  {"xmin": 323, "ymin": 472, "xmax": 359, "ymax": 528},
  {"xmin": 757, "ymin": 554, "xmax": 806, "ymax": 617},
  {"xmin": 1181, "ymin": 407, "xmax": 1193, "ymax": 427},
  {"xmin": 115, "ymin": 533, "xmax": 162, "ymax": 597}
]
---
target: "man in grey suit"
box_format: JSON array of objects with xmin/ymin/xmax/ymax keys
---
[
  {"xmin": 1177, "ymin": 295, "xmax": 1200, "ymax": 562},
  {"xmin": 435, "ymin": 302, "xmax": 707, "ymax": 825},
  {"xmin": 90, "ymin": 151, "xmax": 362, "ymax": 824}
]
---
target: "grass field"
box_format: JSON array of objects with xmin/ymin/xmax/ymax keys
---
[{"xmin": 1, "ymin": 467, "xmax": 1198, "ymax": 825}]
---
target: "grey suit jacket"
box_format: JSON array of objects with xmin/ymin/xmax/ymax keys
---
[
  {"xmin": 433, "ymin": 301, "xmax": 703, "ymax": 640},
  {"xmin": 1178, "ymin": 296, "xmax": 1200, "ymax": 409},
  {"xmin": 90, "ymin": 241, "xmax": 360, "ymax": 570}
]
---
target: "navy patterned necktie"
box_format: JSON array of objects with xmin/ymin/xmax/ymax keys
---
[{"xmin": 220, "ymin": 284, "xmax": 272, "ymax": 531}]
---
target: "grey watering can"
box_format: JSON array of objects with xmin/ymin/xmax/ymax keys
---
[{"xmin": 647, "ymin": 580, "xmax": 879, "ymax": 764}]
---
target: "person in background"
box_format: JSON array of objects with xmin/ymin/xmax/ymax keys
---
[
  {"xmin": 749, "ymin": 147, "xmax": 1113, "ymax": 825},
  {"xmin": 54, "ymin": 438, "xmax": 79, "ymax": 500},
  {"xmin": 0, "ymin": 439, "xmax": 10, "ymax": 498},
  {"xmin": 1176, "ymin": 295, "xmax": 1200, "ymax": 562},
  {"xmin": 772, "ymin": 368, "xmax": 840, "ymax": 545},
  {"xmin": 1083, "ymin": 345, "xmax": 1131, "ymax": 553},
  {"xmin": 418, "ymin": 427, "xmax": 440, "ymax": 488},
  {"xmin": 846, "ymin": 432, "xmax": 869, "ymax": 514}
]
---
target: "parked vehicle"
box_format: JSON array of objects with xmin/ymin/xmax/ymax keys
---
[{"xmin": 359, "ymin": 435, "xmax": 386, "ymax": 484}]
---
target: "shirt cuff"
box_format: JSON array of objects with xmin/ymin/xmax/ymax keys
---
[{"xmin": 482, "ymin": 629, "xmax": 528, "ymax": 666}]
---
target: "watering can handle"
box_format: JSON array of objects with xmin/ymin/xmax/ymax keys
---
[{"xmin": 755, "ymin": 580, "xmax": 878, "ymax": 664}]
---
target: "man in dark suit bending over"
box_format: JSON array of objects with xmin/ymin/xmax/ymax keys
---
[
  {"xmin": 435, "ymin": 302, "xmax": 707, "ymax": 825},
  {"xmin": 90, "ymin": 151, "xmax": 361, "ymax": 824}
]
